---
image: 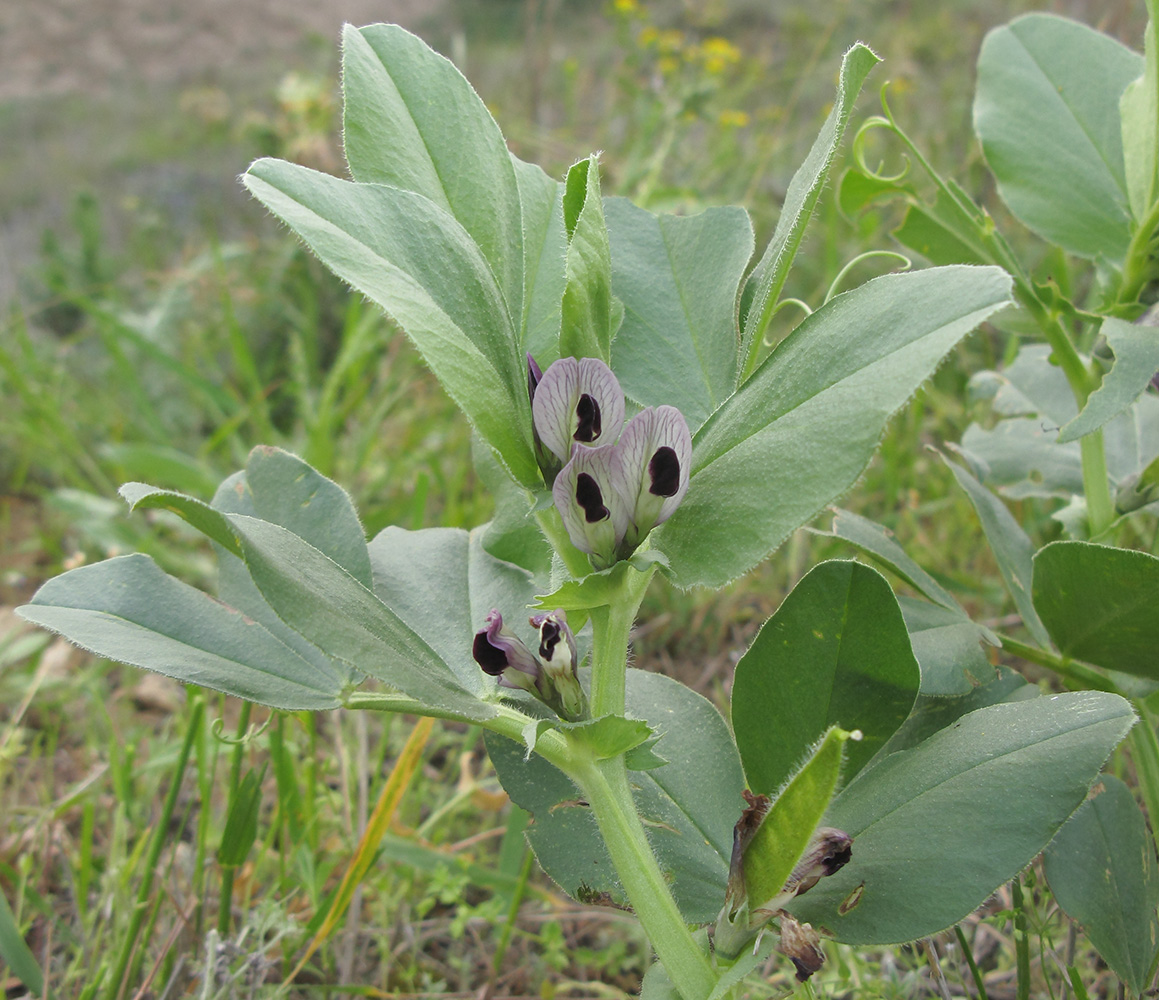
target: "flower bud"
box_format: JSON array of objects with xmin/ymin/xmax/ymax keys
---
[
  {"xmin": 778, "ymin": 914, "xmax": 826, "ymax": 983},
  {"xmin": 783, "ymin": 827, "xmax": 853, "ymax": 899},
  {"xmin": 530, "ymin": 608, "xmax": 587, "ymax": 721}
]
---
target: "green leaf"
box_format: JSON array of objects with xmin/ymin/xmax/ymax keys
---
[
  {"xmin": 471, "ymin": 433, "xmax": 553, "ymax": 579},
  {"xmin": 210, "ymin": 463, "xmax": 360, "ymax": 687},
  {"xmin": 487, "ymin": 669, "xmax": 745, "ymax": 923},
  {"xmin": 1120, "ymin": 19, "xmax": 1159, "ymax": 224},
  {"xmin": 959, "ymin": 420, "xmax": 1084, "ymax": 499},
  {"xmin": 739, "ymin": 42, "xmax": 880, "ymax": 377},
  {"xmin": 1033, "ymin": 540, "xmax": 1159, "ymax": 680},
  {"xmin": 606, "ymin": 197, "xmax": 754, "ymax": 432},
  {"xmin": 17, "ymin": 554, "xmax": 346, "ymax": 710},
  {"xmin": 234, "ymin": 446, "xmax": 371, "ymax": 586},
  {"xmin": 217, "ymin": 765, "xmax": 266, "ymax": 868},
  {"xmin": 655, "ymin": 265, "xmax": 1013, "ymax": 589},
  {"xmin": 340, "ymin": 23, "xmax": 524, "ymax": 322},
  {"xmin": 559, "ymin": 156, "xmax": 615, "ymax": 364},
  {"xmin": 0, "ymin": 889, "xmax": 45, "ymax": 999},
  {"xmin": 881, "ymin": 667, "xmax": 1032, "ymax": 757},
  {"xmin": 1058, "ymin": 318, "xmax": 1159, "ymax": 443},
  {"xmin": 822, "ymin": 508, "xmax": 962, "ymax": 612},
  {"xmin": 242, "ymin": 158, "xmax": 538, "ymax": 487},
  {"xmin": 367, "ymin": 524, "xmax": 539, "ymax": 699},
  {"xmin": 226, "ymin": 514, "xmax": 496, "ymax": 720},
  {"xmin": 1044, "ymin": 774, "xmax": 1159, "ymax": 993},
  {"xmin": 787, "ymin": 691, "xmax": 1136, "ymax": 944},
  {"xmin": 974, "ymin": 14, "xmax": 1142, "ymax": 262},
  {"xmin": 892, "ymin": 194, "xmax": 990, "ymax": 267},
  {"xmin": 943, "ymin": 454, "xmax": 1051, "ymax": 647},
  {"xmin": 744, "ymin": 727, "xmax": 847, "ymax": 911},
  {"xmin": 534, "ymin": 557, "xmax": 661, "ymax": 617},
  {"xmin": 732, "ymin": 561, "xmax": 919, "ymax": 794},
  {"xmin": 513, "ymin": 156, "xmax": 567, "ymax": 363},
  {"xmin": 119, "ymin": 481, "xmax": 241, "ymax": 557},
  {"xmin": 898, "ymin": 597, "xmax": 998, "ymax": 697}
]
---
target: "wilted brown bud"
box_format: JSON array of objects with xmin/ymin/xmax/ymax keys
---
[
  {"xmin": 779, "ymin": 914, "xmax": 826, "ymax": 982},
  {"xmin": 784, "ymin": 826, "xmax": 852, "ymax": 898}
]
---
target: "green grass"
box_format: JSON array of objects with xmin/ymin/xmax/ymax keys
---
[{"xmin": 1, "ymin": 1, "xmax": 1154, "ymax": 997}]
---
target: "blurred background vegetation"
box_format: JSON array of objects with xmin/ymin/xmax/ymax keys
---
[{"xmin": 0, "ymin": 1, "xmax": 1151, "ymax": 996}]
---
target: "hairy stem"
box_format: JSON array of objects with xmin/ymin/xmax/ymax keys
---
[{"xmin": 574, "ymin": 756, "xmax": 716, "ymax": 1000}]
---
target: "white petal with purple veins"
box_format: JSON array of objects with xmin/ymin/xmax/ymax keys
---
[
  {"xmin": 552, "ymin": 442, "xmax": 629, "ymax": 569},
  {"xmin": 613, "ymin": 405, "xmax": 692, "ymax": 552},
  {"xmin": 532, "ymin": 357, "xmax": 626, "ymax": 463}
]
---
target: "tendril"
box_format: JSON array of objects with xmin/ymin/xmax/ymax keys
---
[
  {"xmin": 825, "ymin": 251, "xmax": 913, "ymax": 304},
  {"xmin": 211, "ymin": 713, "xmax": 272, "ymax": 746}
]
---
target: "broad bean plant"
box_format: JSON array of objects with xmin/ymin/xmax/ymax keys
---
[
  {"xmin": 832, "ymin": 4, "xmax": 1159, "ymax": 994},
  {"xmin": 17, "ymin": 16, "xmax": 1149, "ymax": 998}
]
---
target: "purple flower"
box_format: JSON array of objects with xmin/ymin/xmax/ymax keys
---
[
  {"xmin": 530, "ymin": 608, "xmax": 586, "ymax": 720},
  {"xmin": 532, "ymin": 357, "xmax": 625, "ymax": 465},
  {"xmin": 612, "ymin": 405, "xmax": 692, "ymax": 552},
  {"xmin": 552, "ymin": 442, "xmax": 630, "ymax": 570},
  {"xmin": 472, "ymin": 608, "xmax": 588, "ymax": 721},
  {"xmin": 472, "ymin": 609, "xmax": 544, "ymax": 697}
]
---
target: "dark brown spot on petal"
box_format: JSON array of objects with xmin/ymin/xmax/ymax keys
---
[
  {"xmin": 472, "ymin": 633, "xmax": 508, "ymax": 675},
  {"xmin": 575, "ymin": 473, "xmax": 610, "ymax": 523},
  {"xmin": 538, "ymin": 619, "xmax": 562, "ymax": 661},
  {"xmin": 648, "ymin": 446, "xmax": 680, "ymax": 497},
  {"xmin": 574, "ymin": 393, "xmax": 602, "ymax": 442}
]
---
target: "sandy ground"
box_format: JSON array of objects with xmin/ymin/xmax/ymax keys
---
[
  {"xmin": 0, "ymin": 0, "xmax": 437, "ymax": 100},
  {"xmin": 0, "ymin": 0, "xmax": 444, "ymax": 306}
]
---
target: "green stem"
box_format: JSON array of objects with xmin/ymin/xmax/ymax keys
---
[
  {"xmin": 574, "ymin": 756, "xmax": 716, "ymax": 1000},
  {"xmin": 996, "ymin": 633, "xmax": 1124, "ymax": 694},
  {"xmin": 217, "ymin": 701, "xmax": 252, "ymax": 937},
  {"xmin": 587, "ymin": 570, "xmax": 650, "ymax": 718},
  {"xmin": 1119, "ymin": 196, "xmax": 1159, "ymax": 306},
  {"xmin": 955, "ymin": 925, "xmax": 989, "ymax": 1000},
  {"xmin": 104, "ymin": 697, "xmax": 204, "ymax": 1000},
  {"xmin": 1011, "ymin": 876, "xmax": 1030, "ymax": 1000}
]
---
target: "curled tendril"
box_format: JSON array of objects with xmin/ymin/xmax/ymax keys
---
[
  {"xmin": 825, "ymin": 250, "xmax": 913, "ymax": 304},
  {"xmin": 760, "ymin": 298, "xmax": 814, "ymax": 348},
  {"xmin": 210, "ymin": 713, "xmax": 272, "ymax": 746},
  {"xmin": 850, "ymin": 114, "xmax": 911, "ymax": 186}
]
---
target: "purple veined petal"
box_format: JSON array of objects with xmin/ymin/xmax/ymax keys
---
[
  {"xmin": 612, "ymin": 405, "xmax": 692, "ymax": 552},
  {"xmin": 532, "ymin": 357, "xmax": 626, "ymax": 463},
  {"xmin": 472, "ymin": 609, "xmax": 542, "ymax": 695},
  {"xmin": 552, "ymin": 442, "xmax": 629, "ymax": 570}
]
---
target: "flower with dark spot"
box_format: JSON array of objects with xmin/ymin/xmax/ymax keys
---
[
  {"xmin": 552, "ymin": 442, "xmax": 629, "ymax": 569},
  {"xmin": 611, "ymin": 405, "xmax": 692, "ymax": 553},
  {"xmin": 472, "ymin": 609, "xmax": 545, "ymax": 698},
  {"xmin": 529, "ymin": 608, "xmax": 586, "ymax": 720},
  {"xmin": 532, "ymin": 357, "xmax": 625, "ymax": 467}
]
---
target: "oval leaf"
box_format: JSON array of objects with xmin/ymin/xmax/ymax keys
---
[
  {"xmin": 974, "ymin": 14, "xmax": 1141, "ymax": 261},
  {"xmin": 17, "ymin": 554, "xmax": 346, "ymax": 710},
  {"xmin": 243, "ymin": 159, "xmax": 538, "ymax": 487},
  {"xmin": 341, "ymin": 23, "xmax": 524, "ymax": 322},
  {"xmin": 606, "ymin": 197, "xmax": 754, "ymax": 432},
  {"xmin": 654, "ymin": 264, "xmax": 1012, "ymax": 589},
  {"xmin": 1033, "ymin": 540, "xmax": 1159, "ymax": 679},
  {"xmin": 787, "ymin": 691, "xmax": 1136, "ymax": 944},
  {"xmin": 1044, "ymin": 774, "xmax": 1159, "ymax": 993},
  {"xmin": 732, "ymin": 561, "xmax": 920, "ymax": 794}
]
